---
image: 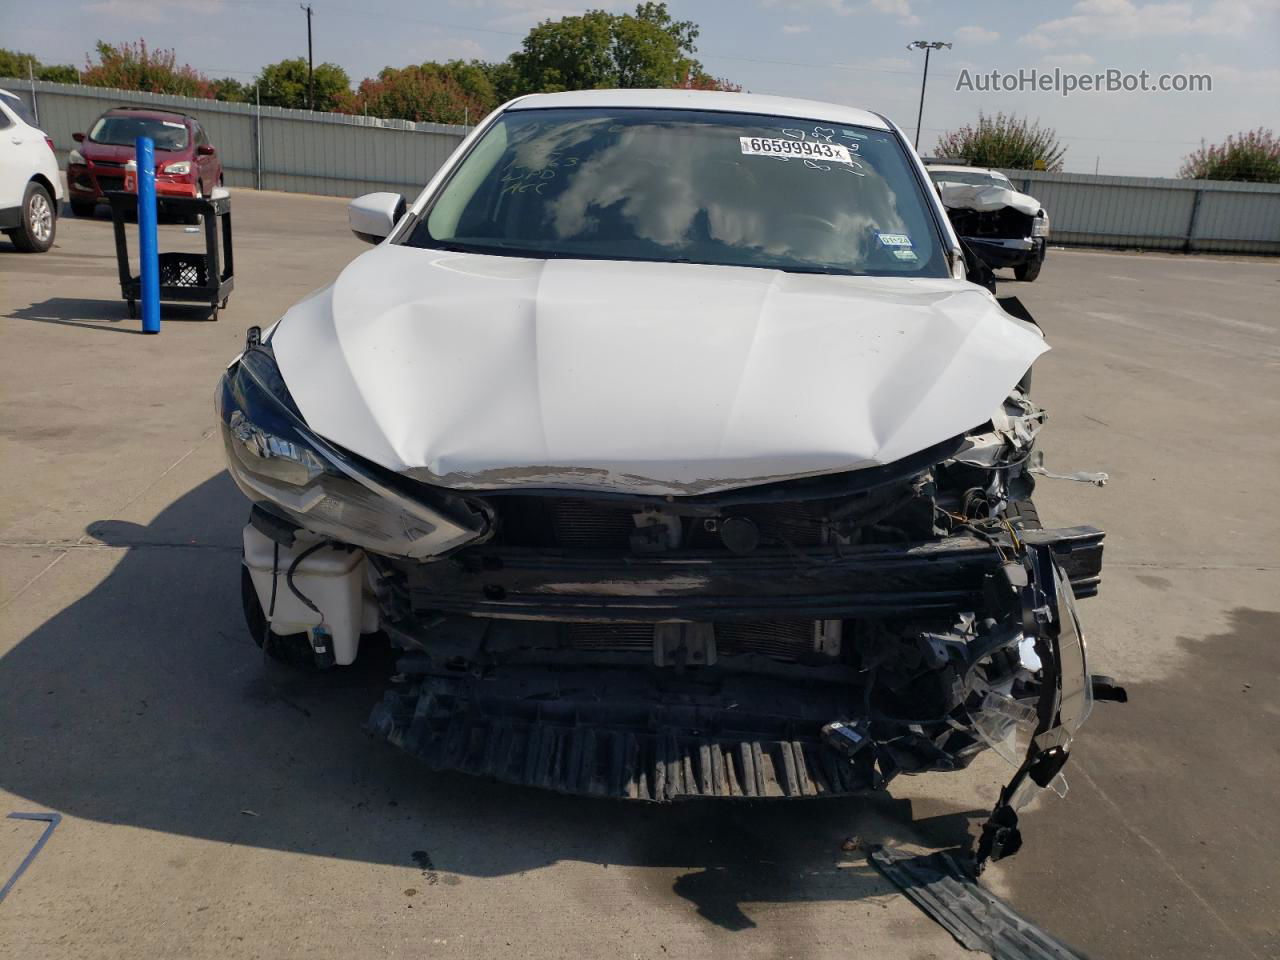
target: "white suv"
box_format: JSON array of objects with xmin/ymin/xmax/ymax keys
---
[{"xmin": 0, "ymin": 88, "xmax": 63, "ymax": 253}]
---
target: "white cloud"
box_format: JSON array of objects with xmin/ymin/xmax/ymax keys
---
[
  {"xmin": 81, "ymin": 0, "xmax": 179, "ymax": 20},
  {"xmin": 955, "ymin": 25, "xmax": 999, "ymax": 44},
  {"xmin": 1019, "ymin": 0, "xmax": 1280, "ymax": 49},
  {"xmin": 759, "ymin": 0, "xmax": 919, "ymax": 23},
  {"xmin": 782, "ymin": 23, "xmax": 812, "ymax": 33},
  {"xmin": 1041, "ymin": 52, "xmax": 1098, "ymax": 66},
  {"xmin": 867, "ymin": 0, "xmax": 920, "ymax": 25}
]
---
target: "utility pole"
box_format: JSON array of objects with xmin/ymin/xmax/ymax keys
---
[
  {"xmin": 300, "ymin": 3, "xmax": 314, "ymax": 110},
  {"xmin": 906, "ymin": 40, "xmax": 952, "ymax": 151},
  {"xmin": 27, "ymin": 58, "xmax": 38, "ymax": 127}
]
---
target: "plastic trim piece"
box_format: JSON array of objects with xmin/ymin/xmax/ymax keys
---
[{"xmin": 869, "ymin": 846, "xmax": 1087, "ymax": 959}]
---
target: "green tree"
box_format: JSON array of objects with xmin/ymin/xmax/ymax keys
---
[
  {"xmin": 479, "ymin": 59, "xmax": 523, "ymax": 104},
  {"xmin": 0, "ymin": 48, "xmax": 78, "ymax": 83},
  {"xmin": 348, "ymin": 65, "xmax": 489, "ymax": 125},
  {"xmin": 209, "ymin": 76, "xmax": 248, "ymax": 102},
  {"xmin": 0, "ymin": 48, "xmax": 38, "ymax": 78},
  {"xmin": 80, "ymin": 40, "xmax": 209, "ymax": 96},
  {"xmin": 37, "ymin": 63, "xmax": 79, "ymax": 83},
  {"xmin": 254, "ymin": 58, "xmax": 350, "ymax": 111},
  {"xmin": 934, "ymin": 112, "xmax": 1066, "ymax": 172},
  {"xmin": 1178, "ymin": 129, "xmax": 1280, "ymax": 183},
  {"xmin": 509, "ymin": 2, "xmax": 725, "ymax": 94}
]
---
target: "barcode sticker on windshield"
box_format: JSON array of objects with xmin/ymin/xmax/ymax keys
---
[{"xmin": 739, "ymin": 137, "xmax": 854, "ymax": 164}]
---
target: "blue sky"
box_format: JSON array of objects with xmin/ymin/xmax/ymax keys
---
[{"xmin": 3, "ymin": 0, "xmax": 1278, "ymax": 175}]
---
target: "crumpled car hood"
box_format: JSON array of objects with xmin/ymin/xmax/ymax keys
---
[
  {"xmin": 935, "ymin": 181, "xmax": 1042, "ymax": 217},
  {"xmin": 271, "ymin": 245, "xmax": 1047, "ymax": 495}
]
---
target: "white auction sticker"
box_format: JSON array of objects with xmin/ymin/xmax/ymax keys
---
[
  {"xmin": 739, "ymin": 137, "xmax": 854, "ymax": 163},
  {"xmin": 877, "ymin": 233, "xmax": 913, "ymax": 247}
]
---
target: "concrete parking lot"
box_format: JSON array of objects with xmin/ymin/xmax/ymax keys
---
[{"xmin": 2, "ymin": 192, "xmax": 1277, "ymax": 959}]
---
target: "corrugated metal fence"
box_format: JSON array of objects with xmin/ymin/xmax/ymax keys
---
[
  {"xmin": 1, "ymin": 77, "xmax": 468, "ymax": 198},
  {"xmin": 1002, "ymin": 169, "xmax": 1280, "ymax": 255},
  {"xmin": 4, "ymin": 77, "xmax": 1279, "ymax": 254}
]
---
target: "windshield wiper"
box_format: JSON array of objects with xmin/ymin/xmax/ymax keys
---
[
  {"xmin": 775, "ymin": 265, "xmax": 860, "ymax": 277},
  {"xmin": 432, "ymin": 239, "xmax": 563, "ymax": 260}
]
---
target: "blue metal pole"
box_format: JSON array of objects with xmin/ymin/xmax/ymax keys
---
[{"xmin": 136, "ymin": 136, "xmax": 160, "ymax": 334}]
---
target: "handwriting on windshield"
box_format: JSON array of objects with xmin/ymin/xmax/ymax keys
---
[{"xmin": 500, "ymin": 155, "xmax": 579, "ymax": 196}]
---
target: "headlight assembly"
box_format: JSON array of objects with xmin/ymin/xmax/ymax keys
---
[
  {"xmin": 1031, "ymin": 212, "xmax": 1050, "ymax": 238},
  {"xmin": 163, "ymin": 160, "xmax": 192, "ymax": 175},
  {"xmin": 216, "ymin": 344, "xmax": 491, "ymax": 559}
]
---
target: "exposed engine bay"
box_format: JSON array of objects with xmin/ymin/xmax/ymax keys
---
[{"xmin": 222, "ymin": 323, "xmax": 1119, "ymax": 870}]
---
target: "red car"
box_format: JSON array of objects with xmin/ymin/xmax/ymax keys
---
[{"xmin": 67, "ymin": 107, "xmax": 223, "ymax": 216}]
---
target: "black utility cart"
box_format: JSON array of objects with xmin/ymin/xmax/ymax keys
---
[{"xmin": 107, "ymin": 192, "xmax": 234, "ymax": 320}]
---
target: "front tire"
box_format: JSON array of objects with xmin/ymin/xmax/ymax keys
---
[
  {"xmin": 1014, "ymin": 258, "xmax": 1042, "ymax": 282},
  {"xmin": 9, "ymin": 182, "xmax": 56, "ymax": 252}
]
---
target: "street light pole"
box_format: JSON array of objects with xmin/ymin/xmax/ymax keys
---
[
  {"xmin": 301, "ymin": 3, "xmax": 314, "ymax": 110},
  {"xmin": 907, "ymin": 40, "xmax": 952, "ymax": 151}
]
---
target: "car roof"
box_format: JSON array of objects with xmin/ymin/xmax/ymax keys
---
[
  {"xmin": 102, "ymin": 106, "xmax": 195, "ymax": 124},
  {"xmin": 506, "ymin": 88, "xmax": 892, "ymax": 130}
]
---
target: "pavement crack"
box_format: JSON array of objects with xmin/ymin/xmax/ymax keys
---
[
  {"xmin": 0, "ymin": 551, "xmax": 68, "ymax": 611},
  {"xmin": 0, "ymin": 540, "xmax": 238, "ymax": 552}
]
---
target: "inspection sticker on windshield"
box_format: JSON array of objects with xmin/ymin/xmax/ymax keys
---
[
  {"xmin": 877, "ymin": 233, "xmax": 913, "ymax": 247},
  {"xmin": 161, "ymin": 120, "xmax": 185, "ymax": 128},
  {"xmin": 739, "ymin": 137, "xmax": 853, "ymax": 163}
]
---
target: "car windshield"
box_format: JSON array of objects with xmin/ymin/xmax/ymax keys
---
[
  {"xmin": 929, "ymin": 170, "xmax": 1014, "ymax": 189},
  {"xmin": 90, "ymin": 115, "xmax": 189, "ymax": 150},
  {"xmin": 407, "ymin": 107, "xmax": 947, "ymax": 277}
]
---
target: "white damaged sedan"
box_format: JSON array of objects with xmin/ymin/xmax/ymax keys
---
[{"xmin": 217, "ymin": 90, "xmax": 1119, "ymax": 868}]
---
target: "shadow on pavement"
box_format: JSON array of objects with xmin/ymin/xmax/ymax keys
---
[
  {"xmin": 0, "ymin": 472, "xmax": 985, "ymax": 929},
  {"xmin": 10, "ymin": 297, "xmax": 217, "ymax": 330}
]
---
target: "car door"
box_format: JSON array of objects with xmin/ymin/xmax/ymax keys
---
[{"xmin": 0, "ymin": 98, "xmax": 41, "ymax": 211}]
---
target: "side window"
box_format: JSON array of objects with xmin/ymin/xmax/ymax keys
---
[
  {"xmin": 0, "ymin": 107, "xmax": 11, "ymax": 131},
  {"xmin": 196, "ymin": 124, "xmax": 209, "ymax": 147},
  {"xmin": 3, "ymin": 96, "xmax": 39, "ymax": 128}
]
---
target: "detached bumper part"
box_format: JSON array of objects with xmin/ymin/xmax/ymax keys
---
[
  {"xmin": 974, "ymin": 545, "xmax": 1127, "ymax": 871},
  {"xmin": 870, "ymin": 846, "xmax": 1087, "ymax": 959}
]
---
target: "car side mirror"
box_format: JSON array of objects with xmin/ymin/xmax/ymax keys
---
[
  {"xmin": 348, "ymin": 192, "xmax": 407, "ymax": 244},
  {"xmin": 72, "ymin": 132, "xmax": 85, "ymax": 142},
  {"xmin": 197, "ymin": 144, "xmax": 215, "ymax": 156}
]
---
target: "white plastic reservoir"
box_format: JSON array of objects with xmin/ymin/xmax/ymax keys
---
[{"xmin": 242, "ymin": 523, "xmax": 377, "ymax": 665}]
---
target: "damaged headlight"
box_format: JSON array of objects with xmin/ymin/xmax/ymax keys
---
[
  {"xmin": 216, "ymin": 344, "xmax": 490, "ymax": 559},
  {"xmin": 1031, "ymin": 211, "xmax": 1050, "ymax": 238}
]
